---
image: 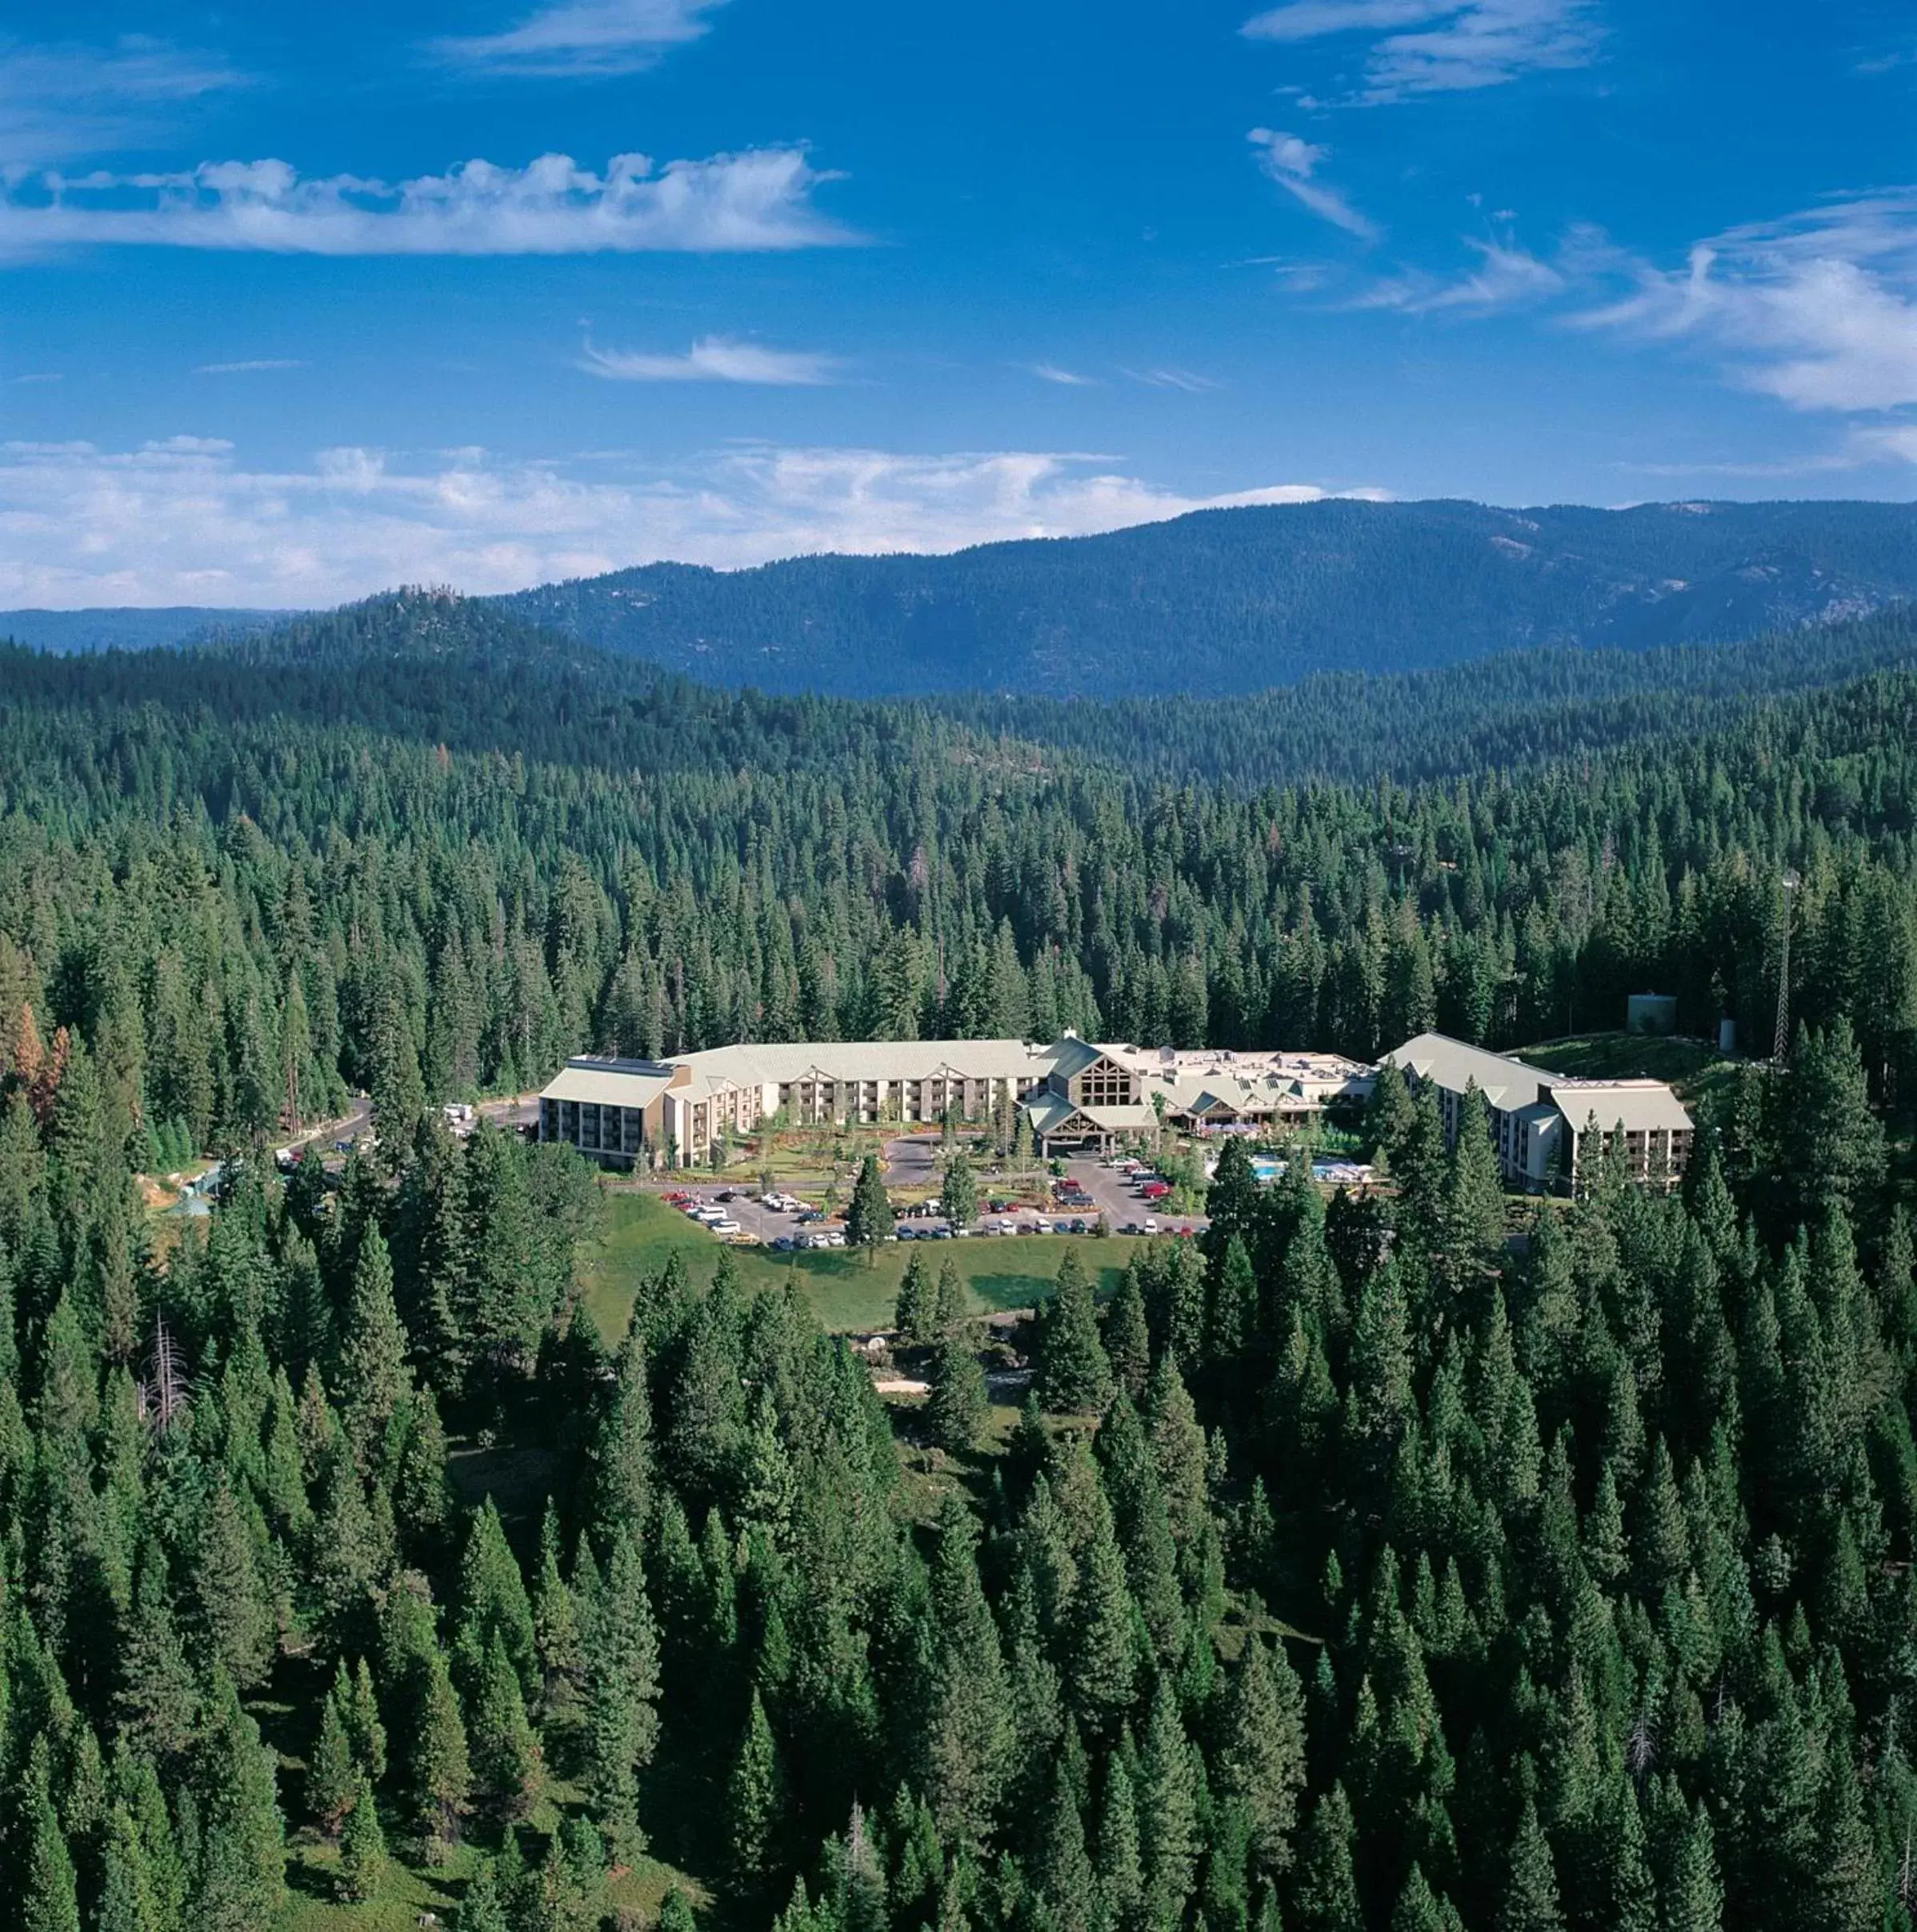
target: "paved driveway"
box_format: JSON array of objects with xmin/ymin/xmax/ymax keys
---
[{"xmin": 1060, "ymin": 1155, "xmax": 1208, "ymax": 1237}]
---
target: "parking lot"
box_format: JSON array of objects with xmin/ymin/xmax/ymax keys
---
[{"xmin": 653, "ymin": 1142, "xmax": 1206, "ymax": 1254}]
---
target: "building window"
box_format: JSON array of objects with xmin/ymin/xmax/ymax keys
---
[{"xmin": 1077, "ymin": 1064, "xmax": 1136, "ymax": 1108}]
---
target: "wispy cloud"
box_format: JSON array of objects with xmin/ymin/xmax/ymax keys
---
[
  {"xmin": 0, "ymin": 438, "xmax": 1386, "ymax": 606},
  {"xmin": 194, "ymin": 357, "xmax": 307, "ymax": 374},
  {"xmin": 1243, "ymin": 0, "xmax": 1601, "ymax": 102},
  {"xmin": 1028, "ymin": 362, "xmax": 1098, "ymax": 386},
  {"xmin": 579, "ymin": 336, "xmax": 844, "ymax": 384},
  {"xmin": 1854, "ymin": 42, "xmax": 1917, "ymax": 77},
  {"xmin": 1575, "ymin": 192, "xmax": 1917, "ymax": 414},
  {"xmin": 1353, "ymin": 236, "xmax": 1563, "ymax": 310},
  {"xmin": 0, "ymin": 149, "xmax": 854, "ymax": 258},
  {"xmin": 1247, "ymin": 129, "xmax": 1378, "ymax": 239},
  {"xmin": 1121, "ymin": 367, "xmax": 1223, "ymax": 392},
  {"xmin": 0, "ymin": 37, "xmax": 242, "ymax": 166},
  {"xmin": 430, "ymin": 0, "xmax": 725, "ymax": 77}
]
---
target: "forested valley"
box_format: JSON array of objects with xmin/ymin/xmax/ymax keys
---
[{"xmin": 0, "ymin": 591, "xmax": 1915, "ymax": 1930}]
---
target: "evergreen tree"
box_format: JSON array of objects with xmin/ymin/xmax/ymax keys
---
[
  {"xmin": 1139, "ymin": 1674, "xmax": 1199, "ymax": 1929},
  {"xmin": 1659, "ymin": 1801, "xmax": 1723, "ymax": 1932},
  {"xmin": 591, "ymin": 1314, "xmax": 657, "ymax": 1538},
  {"xmin": 190, "ymin": 1671, "xmax": 286, "ymax": 1932},
  {"xmin": 1068, "ymin": 1501, "xmax": 1140, "ymax": 1738},
  {"xmin": 727, "ymin": 1689, "xmax": 786, "ymax": 1893},
  {"xmin": 1499, "ymin": 1799, "xmax": 1564, "ymax": 1932},
  {"xmin": 470, "ymin": 1630, "xmax": 545, "ymax": 1821},
  {"xmin": 1291, "ymin": 1784, "xmax": 1359, "ymax": 1932},
  {"xmin": 582, "ymin": 1527, "xmax": 661, "ymax": 1863},
  {"xmin": 1442, "ymin": 1085, "xmax": 1508, "ymax": 1287},
  {"xmin": 347, "ymin": 1657, "xmax": 389, "ymax": 1782},
  {"xmin": 458, "ymin": 1858, "xmax": 513, "ymax": 1932},
  {"xmin": 1392, "ymin": 1862, "xmax": 1464, "ymax": 1932},
  {"xmin": 1039, "ymin": 1248, "xmax": 1114, "ymax": 1414},
  {"xmin": 307, "ymin": 1671, "xmax": 358, "ymax": 1834},
  {"xmin": 934, "ymin": 1256, "xmax": 967, "ymax": 1335},
  {"xmin": 895, "ymin": 1253, "xmax": 933, "ymax": 1346},
  {"xmin": 927, "ymin": 1331, "xmax": 990, "ymax": 1453},
  {"xmin": 402, "ymin": 1643, "xmax": 471, "ymax": 1862},
  {"xmin": 21, "ymin": 1775, "xmax": 81, "ymax": 1932},
  {"xmin": 919, "ymin": 1497, "xmax": 1016, "ymax": 1842},
  {"xmin": 188, "ymin": 1475, "xmax": 274, "ymax": 1690},
  {"xmin": 335, "ymin": 1224, "xmax": 411, "ymax": 1474},
  {"xmin": 336, "ymin": 1774, "xmax": 386, "ymax": 1902},
  {"xmin": 1104, "ymin": 1264, "xmax": 1152, "ymax": 1399},
  {"xmin": 114, "ymin": 1540, "xmax": 199, "ymax": 1763},
  {"xmin": 1216, "ymin": 1634, "xmax": 1307, "ymax": 1878},
  {"xmin": 942, "ymin": 1150, "xmax": 979, "ymax": 1233},
  {"xmin": 96, "ymin": 1802, "xmax": 164, "ymax": 1932},
  {"xmin": 847, "ymin": 1155, "xmax": 895, "ymax": 1264}
]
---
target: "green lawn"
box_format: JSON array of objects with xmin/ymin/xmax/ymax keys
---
[
  {"xmin": 1515, "ymin": 1030, "xmax": 1739, "ymax": 1105},
  {"xmin": 579, "ymin": 1188, "xmax": 1151, "ymax": 1339}
]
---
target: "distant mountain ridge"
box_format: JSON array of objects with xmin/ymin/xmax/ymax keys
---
[
  {"xmin": 496, "ymin": 497, "xmax": 1917, "ymax": 698},
  {"xmin": 0, "ymin": 606, "xmax": 294, "ymax": 655},
  {"xmin": 6, "ymin": 497, "xmax": 1917, "ymax": 698}
]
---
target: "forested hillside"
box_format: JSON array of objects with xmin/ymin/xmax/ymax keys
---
[
  {"xmin": 499, "ymin": 498, "xmax": 1917, "ymax": 698},
  {"xmin": 2, "ymin": 594, "xmax": 1917, "ymax": 1929},
  {"xmin": 2, "ymin": 588, "xmax": 1916, "ymax": 1161},
  {"xmin": 932, "ymin": 604, "xmax": 1917, "ymax": 787},
  {"xmin": 14, "ymin": 498, "xmax": 1917, "ymax": 702}
]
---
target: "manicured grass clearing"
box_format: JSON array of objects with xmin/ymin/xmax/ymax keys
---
[
  {"xmin": 1515, "ymin": 1030, "xmax": 1737, "ymax": 1101},
  {"xmin": 581, "ymin": 1188, "xmax": 1149, "ymax": 1338}
]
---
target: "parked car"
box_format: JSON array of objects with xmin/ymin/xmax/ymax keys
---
[
  {"xmin": 1143, "ymin": 1217, "xmax": 1159, "ymax": 1234},
  {"xmin": 898, "ymin": 1226, "xmax": 918, "ymax": 1241},
  {"xmin": 770, "ymin": 1237, "xmax": 794, "ymax": 1252},
  {"xmin": 710, "ymin": 1218, "xmax": 742, "ymax": 1236}
]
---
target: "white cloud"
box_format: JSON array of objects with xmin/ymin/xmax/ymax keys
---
[
  {"xmin": 1243, "ymin": 0, "xmax": 1601, "ymax": 102},
  {"xmin": 1853, "ymin": 423, "xmax": 1917, "ymax": 464},
  {"xmin": 1248, "ymin": 129, "xmax": 1378, "ymax": 239},
  {"xmin": 1577, "ymin": 192, "xmax": 1917, "ymax": 414},
  {"xmin": 1353, "ymin": 236, "xmax": 1563, "ymax": 310},
  {"xmin": 0, "ymin": 38, "xmax": 242, "ymax": 166},
  {"xmin": 0, "ymin": 148, "xmax": 853, "ymax": 258},
  {"xmin": 1029, "ymin": 362, "xmax": 1097, "ymax": 386},
  {"xmin": 1120, "ymin": 367, "xmax": 1223, "ymax": 392},
  {"xmin": 0, "ymin": 437, "xmax": 1386, "ymax": 608},
  {"xmin": 194, "ymin": 358, "xmax": 307, "ymax": 374},
  {"xmin": 432, "ymin": 0, "xmax": 724, "ymax": 76},
  {"xmin": 579, "ymin": 336, "xmax": 843, "ymax": 384}
]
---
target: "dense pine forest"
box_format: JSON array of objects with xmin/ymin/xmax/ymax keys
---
[{"xmin": 1, "ymin": 590, "xmax": 1916, "ymax": 1929}]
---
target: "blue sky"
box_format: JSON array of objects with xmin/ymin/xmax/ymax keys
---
[{"xmin": 2, "ymin": 0, "xmax": 1914, "ymax": 606}]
